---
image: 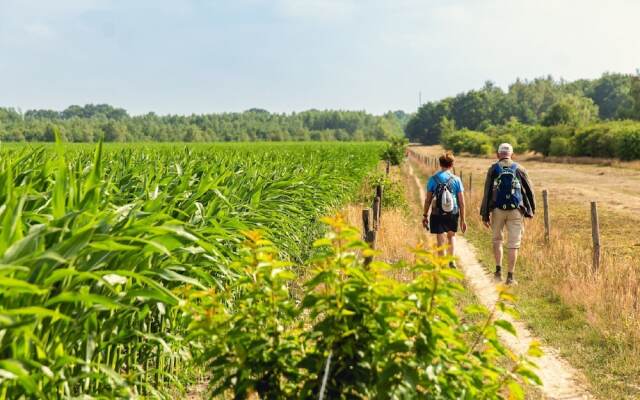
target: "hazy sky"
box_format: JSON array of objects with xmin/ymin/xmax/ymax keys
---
[{"xmin": 1, "ymin": 0, "xmax": 639, "ymax": 115}]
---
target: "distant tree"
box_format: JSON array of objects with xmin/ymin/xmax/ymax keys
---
[
  {"xmin": 542, "ymin": 95, "xmax": 598, "ymax": 126},
  {"xmin": 102, "ymin": 121, "xmax": 127, "ymax": 142},
  {"xmin": 43, "ymin": 124, "xmax": 64, "ymax": 142},
  {"xmin": 630, "ymin": 75, "xmax": 640, "ymax": 120},
  {"xmin": 586, "ymin": 73, "xmax": 633, "ymax": 119}
]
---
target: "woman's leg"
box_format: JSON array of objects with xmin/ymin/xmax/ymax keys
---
[
  {"xmin": 447, "ymin": 231, "xmax": 456, "ymax": 257},
  {"xmin": 436, "ymin": 233, "xmax": 447, "ymax": 257}
]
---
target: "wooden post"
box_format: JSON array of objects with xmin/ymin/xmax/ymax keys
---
[
  {"xmin": 468, "ymin": 173, "xmax": 473, "ymax": 192},
  {"xmin": 375, "ymin": 184, "xmax": 383, "ymax": 230},
  {"xmin": 385, "ymin": 159, "xmax": 390, "ymax": 175},
  {"xmin": 373, "ymin": 196, "xmax": 381, "ymax": 231},
  {"xmin": 591, "ymin": 201, "xmax": 601, "ymax": 272},
  {"xmin": 362, "ymin": 209, "xmax": 375, "ymax": 266},
  {"xmin": 542, "ymin": 190, "xmax": 550, "ymax": 244}
]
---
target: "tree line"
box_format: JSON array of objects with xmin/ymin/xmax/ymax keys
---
[
  {"xmin": 406, "ymin": 72, "xmax": 640, "ymax": 145},
  {"xmin": 0, "ymin": 105, "xmax": 407, "ymax": 142},
  {"xmin": 407, "ymin": 72, "xmax": 640, "ymax": 160}
]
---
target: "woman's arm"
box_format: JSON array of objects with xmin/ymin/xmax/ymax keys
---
[
  {"xmin": 457, "ymin": 191, "xmax": 467, "ymax": 233},
  {"xmin": 424, "ymin": 191, "xmax": 433, "ymax": 216}
]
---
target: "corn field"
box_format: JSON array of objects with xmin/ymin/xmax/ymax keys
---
[{"xmin": 0, "ymin": 142, "xmax": 383, "ymax": 399}]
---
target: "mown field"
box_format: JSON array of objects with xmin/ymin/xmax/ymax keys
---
[{"xmin": 0, "ymin": 142, "xmax": 383, "ymax": 398}]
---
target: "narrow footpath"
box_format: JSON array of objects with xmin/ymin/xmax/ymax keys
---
[{"xmin": 408, "ymin": 163, "xmax": 592, "ymax": 400}]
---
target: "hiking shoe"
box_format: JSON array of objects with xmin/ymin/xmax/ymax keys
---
[
  {"xmin": 505, "ymin": 273, "xmax": 516, "ymax": 286},
  {"xmin": 493, "ymin": 266, "xmax": 502, "ymax": 282}
]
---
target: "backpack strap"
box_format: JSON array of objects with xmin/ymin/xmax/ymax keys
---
[
  {"xmin": 436, "ymin": 173, "xmax": 454, "ymax": 189},
  {"xmin": 509, "ymin": 163, "xmax": 518, "ymax": 172},
  {"xmin": 493, "ymin": 162, "xmax": 503, "ymax": 175}
]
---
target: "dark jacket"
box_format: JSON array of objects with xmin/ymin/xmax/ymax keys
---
[{"xmin": 480, "ymin": 159, "xmax": 535, "ymax": 222}]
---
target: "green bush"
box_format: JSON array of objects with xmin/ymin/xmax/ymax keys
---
[
  {"xmin": 189, "ymin": 218, "xmax": 541, "ymax": 399},
  {"xmin": 529, "ymin": 125, "xmax": 575, "ymax": 156},
  {"xmin": 381, "ymin": 136, "xmax": 408, "ymax": 166},
  {"xmin": 442, "ymin": 129, "xmax": 493, "ymax": 155},
  {"xmin": 549, "ymin": 137, "xmax": 573, "ymax": 156},
  {"xmin": 362, "ymin": 172, "xmax": 406, "ymax": 209},
  {"xmin": 617, "ymin": 129, "xmax": 640, "ymax": 160}
]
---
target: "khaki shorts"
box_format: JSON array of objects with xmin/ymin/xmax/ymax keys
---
[{"xmin": 491, "ymin": 209, "xmax": 524, "ymax": 249}]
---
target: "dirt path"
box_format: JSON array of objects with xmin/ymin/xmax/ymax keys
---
[{"xmin": 408, "ymin": 163, "xmax": 592, "ymax": 400}]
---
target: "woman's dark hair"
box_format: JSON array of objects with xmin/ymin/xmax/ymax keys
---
[{"xmin": 439, "ymin": 152, "xmax": 455, "ymax": 168}]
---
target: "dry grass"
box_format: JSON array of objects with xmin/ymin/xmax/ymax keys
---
[
  {"xmin": 341, "ymin": 164, "xmax": 434, "ymax": 281},
  {"xmin": 463, "ymin": 188, "xmax": 640, "ymax": 348}
]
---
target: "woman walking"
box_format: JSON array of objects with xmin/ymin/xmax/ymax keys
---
[{"xmin": 422, "ymin": 152, "xmax": 467, "ymax": 268}]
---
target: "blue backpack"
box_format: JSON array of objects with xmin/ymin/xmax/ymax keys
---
[{"xmin": 492, "ymin": 163, "xmax": 523, "ymax": 210}]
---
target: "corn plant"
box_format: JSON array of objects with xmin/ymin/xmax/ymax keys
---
[{"xmin": 0, "ymin": 141, "xmax": 383, "ymax": 399}]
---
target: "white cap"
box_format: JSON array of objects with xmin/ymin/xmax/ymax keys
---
[{"xmin": 498, "ymin": 143, "xmax": 513, "ymax": 156}]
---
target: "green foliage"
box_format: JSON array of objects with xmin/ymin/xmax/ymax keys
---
[
  {"xmin": 442, "ymin": 129, "xmax": 493, "ymax": 156},
  {"xmin": 406, "ymin": 73, "xmax": 640, "ymax": 144},
  {"xmin": 0, "ymin": 106, "xmax": 404, "ymax": 142},
  {"xmin": 0, "ymin": 142, "xmax": 382, "ymax": 398},
  {"xmin": 549, "ymin": 137, "xmax": 574, "ymax": 156},
  {"xmin": 190, "ymin": 217, "xmax": 541, "ymax": 399},
  {"xmin": 542, "ymin": 95, "xmax": 598, "ymax": 127},
  {"xmin": 529, "ymin": 121, "xmax": 640, "ymax": 160},
  {"xmin": 362, "ymin": 172, "xmax": 406, "ymax": 209},
  {"xmin": 380, "ymin": 136, "xmax": 408, "ymax": 166}
]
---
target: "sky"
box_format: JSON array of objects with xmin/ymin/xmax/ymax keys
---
[{"xmin": 1, "ymin": 0, "xmax": 639, "ymax": 115}]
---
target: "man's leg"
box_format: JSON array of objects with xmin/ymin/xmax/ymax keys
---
[
  {"xmin": 491, "ymin": 211, "xmax": 506, "ymax": 267},
  {"xmin": 505, "ymin": 210, "xmax": 524, "ymax": 284},
  {"xmin": 491, "ymin": 210, "xmax": 507, "ymax": 280},
  {"xmin": 507, "ymin": 248, "xmax": 518, "ymax": 273},
  {"xmin": 493, "ymin": 242, "xmax": 503, "ymax": 267}
]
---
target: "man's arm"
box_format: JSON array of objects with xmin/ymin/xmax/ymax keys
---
[
  {"xmin": 479, "ymin": 167, "xmax": 494, "ymax": 222},
  {"xmin": 519, "ymin": 167, "xmax": 536, "ymax": 217}
]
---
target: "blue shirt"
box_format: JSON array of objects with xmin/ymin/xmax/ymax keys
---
[{"xmin": 426, "ymin": 170, "xmax": 464, "ymax": 213}]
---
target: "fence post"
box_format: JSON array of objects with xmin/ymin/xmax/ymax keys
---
[
  {"xmin": 373, "ymin": 185, "xmax": 382, "ymax": 231},
  {"xmin": 469, "ymin": 173, "xmax": 473, "ymax": 192},
  {"xmin": 385, "ymin": 159, "xmax": 390, "ymax": 175},
  {"xmin": 362, "ymin": 209, "xmax": 376, "ymax": 266},
  {"xmin": 591, "ymin": 201, "xmax": 601, "ymax": 272},
  {"xmin": 543, "ymin": 190, "xmax": 550, "ymax": 244}
]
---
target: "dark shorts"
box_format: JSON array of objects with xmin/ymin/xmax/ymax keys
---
[{"xmin": 429, "ymin": 213, "xmax": 459, "ymax": 234}]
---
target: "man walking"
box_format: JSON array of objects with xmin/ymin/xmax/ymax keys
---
[
  {"xmin": 480, "ymin": 143, "xmax": 535, "ymax": 285},
  {"xmin": 422, "ymin": 152, "xmax": 466, "ymax": 268}
]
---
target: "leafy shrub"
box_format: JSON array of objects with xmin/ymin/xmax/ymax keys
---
[
  {"xmin": 529, "ymin": 125, "xmax": 575, "ymax": 156},
  {"xmin": 442, "ymin": 129, "xmax": 493, "ymax": 155},
  {"xmin": 189, "ymin": 217, "xmax": 541, "ymax": 399},
  {"xmin": 549, "ymin": 137, "xmax": 573, "ymax": 156},
  {"xmin": 362, "ymin": 172, "xmax": 406, "ymax": 209},
  {"xmin": 381, "ymin": 136, "xmax": 408, "ymax": 166},
  {"xmin": 617, "ymin": 129, "xmax": 640, "ymax": 161},
  {"xmin": 484, "ymin": 118, "xmax": 535, "ymax": 153}
]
